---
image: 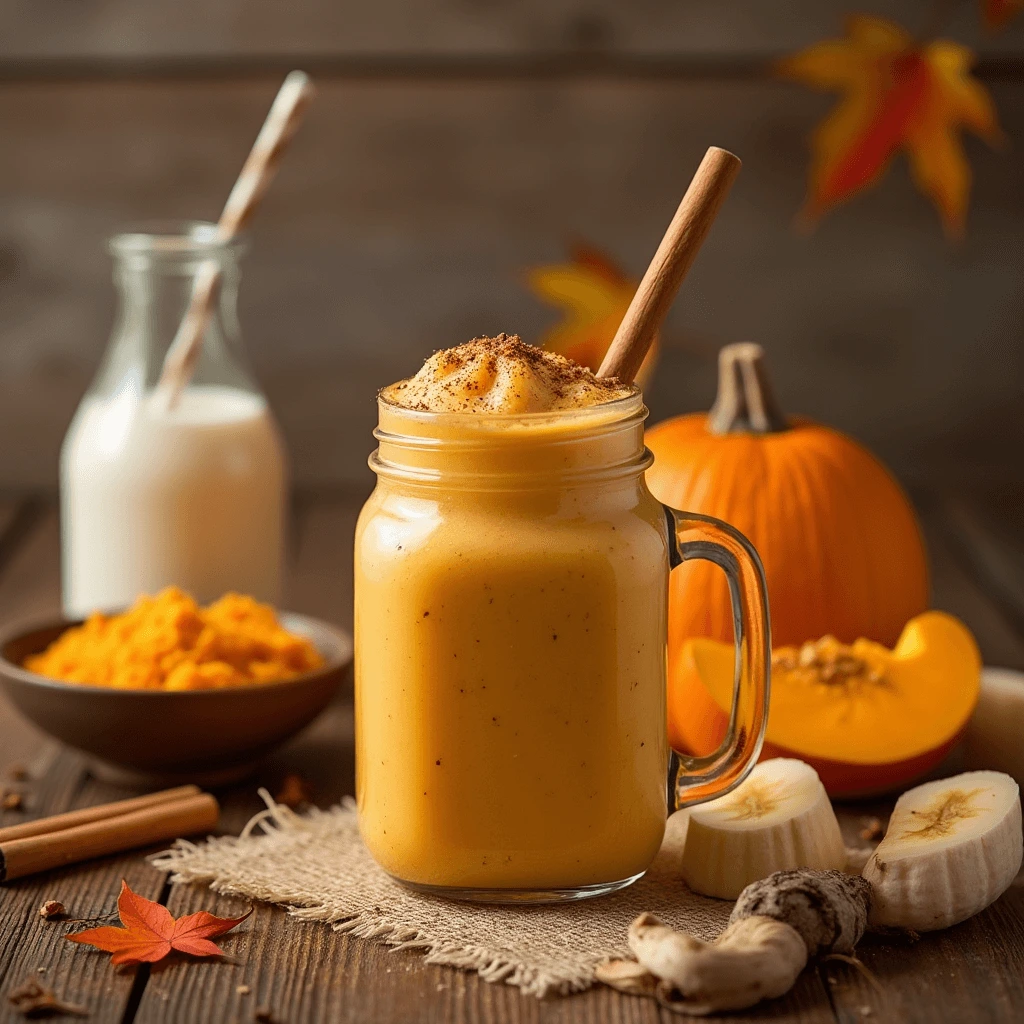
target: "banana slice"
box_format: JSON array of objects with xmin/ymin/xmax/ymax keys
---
[
  {"xmin": 963, "ymin": 668, "xmax": 1024, "ymax": 787},
  {"xmin": 863, "ymin": 770, "xmax": 1022, "ymax": 931},
  {"xmin": 678, "ymin": 758, "xmax": 846, "ymax": 900}
]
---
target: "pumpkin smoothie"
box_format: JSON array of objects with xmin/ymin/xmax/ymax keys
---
[{"xmin": 355, "ymin": 335, "xmax": 671, "ymax": 892}]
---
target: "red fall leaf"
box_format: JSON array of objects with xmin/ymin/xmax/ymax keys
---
[
  {"xmin": 777, "ymin": 15, "xmax": 1002, "ymax": 236},
  {"xmin": 67, "ymin": 880, "xmax": 250, "ymax": 966}
]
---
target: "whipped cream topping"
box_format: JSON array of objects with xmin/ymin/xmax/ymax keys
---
[{"xmin": 381, "ymin": 334, "xmax": 633, "ymax": 414}]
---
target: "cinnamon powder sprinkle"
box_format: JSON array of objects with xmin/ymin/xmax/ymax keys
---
[{"xmin": 381, "ymin": 334, "xmax": 633, "ymax": 414}]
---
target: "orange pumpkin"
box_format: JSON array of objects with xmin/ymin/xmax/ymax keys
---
[
  {"xmin": 646, "ymin": 343, "xmax": 928, "ymax": 652},
  {"xmin": 671, "ymin": 612, "xmax": 981, "ymax": 796}
]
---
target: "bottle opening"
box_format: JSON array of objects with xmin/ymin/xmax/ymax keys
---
[{"xmin": 109, "ymin": 220, "xmax": 246, "ymax": 268}]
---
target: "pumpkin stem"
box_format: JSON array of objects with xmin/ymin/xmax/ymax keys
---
[{"xmin": 707, "ymin": 343, "xmax": 788, "ymax": 435}]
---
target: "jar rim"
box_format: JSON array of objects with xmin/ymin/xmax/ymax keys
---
[
  {"xmin": 371, "ymin": 389, "xmax": 651, "ymax": 488},
  {"xmin": 376, "ymin": 386, "xmax": 644, "ymax": 427},
  {"xmin": 109, "ymin": 220, "xmax": 247, "ymax": 261}
]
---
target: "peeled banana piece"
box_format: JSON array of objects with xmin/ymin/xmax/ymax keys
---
[
  {"xmin": 864, "ymin": 770, "xmax": 1022, "ymax": 931},
  {"xmin": 678, "ymin": 758, "xmax": 847, "ymax": 899}
]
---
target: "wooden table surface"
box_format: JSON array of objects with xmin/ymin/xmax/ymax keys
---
[{"xmin": 1, "ymin": 488, "xmax": 1023, "ymax": 1024}]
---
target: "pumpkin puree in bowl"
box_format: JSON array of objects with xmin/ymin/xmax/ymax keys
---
[{"xmin": 25, "ymin": 587, "xmax": 322, "ymax": 690}]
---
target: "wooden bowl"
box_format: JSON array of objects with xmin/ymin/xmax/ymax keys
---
[{"xmin": 0, "ymin": 612, "xmax": 352, "ymax": 786}]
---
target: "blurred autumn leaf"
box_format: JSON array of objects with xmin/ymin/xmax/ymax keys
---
[
  {"xmin": 983, "ymin": 0, "xmax": 1023, "ymax": 29},
  {"xmin": 778, "ymin": 15, "xmax": 1003, "ymax": 237},
  {"xmin": 528, "ymin": 242, "xmax": 658, "ymax": 386}
]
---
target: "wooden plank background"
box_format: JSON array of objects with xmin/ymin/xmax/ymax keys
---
[
  {"xmin": 3, "ymin": 0, "xmax": 1024, "ymax": 62},
  {"xmin": 0, "ymin": 0, "xmax": 1022, "ymax": 494}
]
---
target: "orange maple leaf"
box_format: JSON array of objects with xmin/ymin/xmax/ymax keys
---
[
  {"xmin": 67, "ymin": 880, "xmax": 251, "ymax": 966},
  {"xmin": 777, "ymin": 15, "xmax": 1003, "ymax": 237},
  {"xmin": 527, "ymin": 242, "xmax": 659, "ymax": 386},
  {"xmin": 983, "ymin": 0, "xmax": 1024, "ymax": 29}
]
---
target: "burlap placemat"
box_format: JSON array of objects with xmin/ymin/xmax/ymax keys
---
[{"xmin": 151, "ymin": 793, "xmax": 731, "ymax": 997}]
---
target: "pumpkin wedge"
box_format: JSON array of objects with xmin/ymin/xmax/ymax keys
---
[{"xmin": 670, "ymin": 611, "xmax": 981, "ymax": 797}]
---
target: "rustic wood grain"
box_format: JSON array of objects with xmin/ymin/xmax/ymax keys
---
[
  {"xmin": 0, "ymin": 753, "xmax": 171, "ymax": 1024},
  {"xmin": 936, "ymin": 486, "xmax": 1024, "ymax": 642},
  {"xmin": 823, "ymin": 880, "xmax": 1024, "ymax": 1024},
  {"xmin": 1, "ymin": 0, "xmax": 1022, "ymax": 66},
  {"xmin": 0, "ymin": 498, "xmax": 159, "ymax": 1024},
  {"xmin": 0, "ymin": 504, "xmax": 168, "ymax": 1024},
  {"xmin": 828, "ymin": 781, "xmax": 1024, "ymax": 1021},
  {"xmin": 917, "ymin": 490, "xmax": 1024, "ymax": 671},
  {"xmin": 134, "ymin": 887, "xmax": 680, "ymax": 1024},
  {"xmin": 0, "ymin": 499, "xmax": 54, "ymax": 769},
  {"xmin": 0, "ymin": 505, "xmax": 60, "ymax": 628},
  {"xmin": 127, "ymin": 495, "xmax": 1024, "ymax": 1022},
  {"xmin": 827, "ymin": 493, "xmax": 1024, "ymax": 1023},
  {"xmin": 0, "ymin": 500, "xmax": 48, "ymax": 622},
  {"xmin": 1, "ymin": 78, "xmax": 1023, "ymax": 491},
  {"xmin": 0, "ymin": 493, "xmax": 1021, "ymax": 1022},
  {"xmin": 140, "ymin": 843, "xmax": 839, "ymax": 1024}
]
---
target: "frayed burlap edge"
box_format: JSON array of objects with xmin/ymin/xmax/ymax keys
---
[{"xmin": 150, "ymin": 791, "xmax": 731, "ymax": 998}]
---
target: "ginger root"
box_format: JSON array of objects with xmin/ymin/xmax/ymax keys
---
[
  {"xmin": 592, "ymin": 958, "xmax": 659, "ymax": 997},
  {"xmin": 625, "ymin": 914, "xmax": 807, "ymax": 1014},
  {"xmin": 732, "ymin": 869, "xmax": 870, "ymax": 958},
  {"xmin": 597, "ymin": 869, "xmax": 871, "ymax": 1015}
]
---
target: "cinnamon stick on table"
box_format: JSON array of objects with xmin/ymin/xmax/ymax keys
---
[
  {"xmin": 0, "ymin": 784, "xmax": 201, "ymax": 843},
  {"xmin": 0, "ymin": 791, "xmax": 219, "ymax": 883}
]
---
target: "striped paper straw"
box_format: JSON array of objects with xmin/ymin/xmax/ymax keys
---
[{"xmin": 155, "ymin": 70, "xmax": 316, "ymax": 408}]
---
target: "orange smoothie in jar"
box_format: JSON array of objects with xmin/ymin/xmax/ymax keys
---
[{"xmin": 355, "ymin": 335, "xmax": 671, "ymax": 895}]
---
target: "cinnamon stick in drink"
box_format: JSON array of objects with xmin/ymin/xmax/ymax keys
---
[{"xmin": 598, "ymin": 146, "xmax": 741, "ymax": 385}]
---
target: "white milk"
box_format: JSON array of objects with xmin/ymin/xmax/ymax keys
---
[{"xmin": 61, "ymin": 385, "xmax": 287, "ymax": 616}]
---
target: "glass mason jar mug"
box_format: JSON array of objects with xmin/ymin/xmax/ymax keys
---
[
  {"xmin": 354, "ymin": 389, "xmax": 770, "ymax": 902},
  {"xmin": 61, "ymin": 222, "xmax": 287, "ymax": 617}
]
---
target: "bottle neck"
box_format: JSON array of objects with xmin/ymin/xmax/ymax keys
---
[
  {"xmin": 372, "ymin": 394, "xmax": 652, "ymax": 491},
  {"xmin": 89, "ymin": 223, "xmax": 257, "ymax": 400}
]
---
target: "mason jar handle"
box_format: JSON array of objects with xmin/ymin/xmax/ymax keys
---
[{"xmin": 664, "ymin": 507, "xmax": 771, "ymax": 810}]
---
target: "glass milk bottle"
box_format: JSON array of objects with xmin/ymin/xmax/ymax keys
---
[{"xmin": 60, "ymin": 222, "xmax": 287, "ymax": 617}]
